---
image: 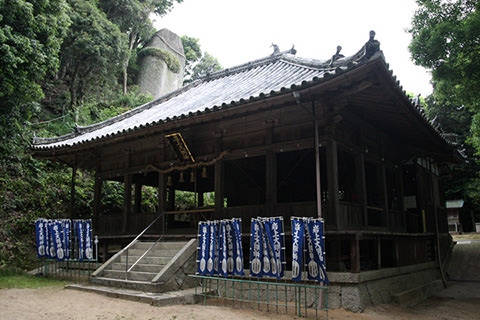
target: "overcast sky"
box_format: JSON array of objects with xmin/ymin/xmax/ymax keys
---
[{"xmin": 154, "ymin": 0, "xmax": 432, "ymax": 97}]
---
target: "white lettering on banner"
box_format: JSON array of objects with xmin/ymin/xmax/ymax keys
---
[
  {"xmin": 292, "ymin": 221, "xmax": 301, "ymax": 279},
  {"xmin": 226, "ymin": 223, "xmax": 234, "ymax": 273},
  {"xmin": 85, "ymin": 222, "xmax": 93, "ymax": 259},
  {"xmin": 208, "ymin": 223, "xmax": 215, "ymax": 272},
  {"xmin": 305, "ymin": 222, "xmax": 318, "ymax": 278},
  {"xmin": 221, "ymin": 222, "xmax": 227, "ymax": 274},
  {"xmin": 53, "ymin": 223, "xmax": 64, "ymax": 260},
  {"xmin": 37, "ymin": 221, "xmax": 45, "ymax": 256},
  {"xmin": 200, "ymin": 225, "xmax": 207, "ymax": 272},
  {"xmin": 251, "ymin": 221, "xmax": 261, "ymax": 274}
]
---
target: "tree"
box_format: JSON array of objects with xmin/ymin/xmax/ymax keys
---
[
  {"xmin": 99, "ymin": 0, "xmax": 182, "ymax": 95},
  {"xmin": 59, "ymin": 0, "xmax": 127, "ymax": 108},
  {"xmin": 0, "ymin": 0, "xmax": 70, "ymax": 118},
  {"xmin": 181, "ymin": 36, "xmax": 221, "ymax": 83},
  {"xmin": 409, "ymin": 0, "xmax": 480, "ymax": 152}
]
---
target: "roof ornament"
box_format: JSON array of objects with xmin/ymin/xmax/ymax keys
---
[
  {"xmin": 289, "ymin": 45, "xmax": 297, "ymax": 55},
  {"xmin": 362, "ymin": 30, "xmax": 380, "ymax": 60},
  {"xmin": 74, "ymin": 123, "xmax": 80, "ymax": 133},
  {"xmin": 328, "ymin": 45, "xmax": 344, "ymax": 66},
  {"xmin": 271, "ymin": 43, "xmax": 280, "ymax": 55}
]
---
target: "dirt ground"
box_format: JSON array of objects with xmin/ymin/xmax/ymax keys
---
[{"xmin": 1, "ymin": 281, "xmax": 479, "ymax": 320}]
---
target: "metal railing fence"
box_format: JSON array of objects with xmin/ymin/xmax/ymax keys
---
[{"xmin": 190, "ymin": 275, "xmax": 328, "ymax": 319}]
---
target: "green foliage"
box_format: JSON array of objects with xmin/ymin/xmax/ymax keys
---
[
  {"xmin": 98, "ymin": 0, "xmax": 183, "ymax": 93},
  {"xmin": 409, "ymin": 0, "xmax": 480, "ymax": 152},
  {"xmin": 0, "ymin": 0, "xmax": 70, "ymax": 117},
  {"xmin": 137, "ymin": 46, "xmax": 181, "ymax": 73},
  {"xmin": 181, "ymin": 35, "xmax": 222, "ymax": 84},
  {"xmin": 59, "ymin": 0, "xmax": 127, "ymax": 107},
  {"xmin": 191, "ymin": 52, "xmax": 222, "ymax": 79},
  {"xmin": 181, "ymin": 35, "xmax": 202, "ymax": 80}
]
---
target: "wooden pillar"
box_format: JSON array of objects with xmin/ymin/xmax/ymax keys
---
[
  {"xmin": 380, "ymin": 164, "xmax": 389, "ymax": 227},
  {"xmin": 356, "ymin": 153, "xmax": 367, "ymax": 226},
  {"xmin": 314, "ymin": 117, "xmax": 323, "ymax": 219},
  {"xmin": 398, "ymin": 165, "xmax": 406, "ymax": 231},
  {"xmin": 69, "ymin": 163, "xmax": 77, "ymax": 219},
  {"xmin": 134, "ymin": 182, "xmax": 142, "ymax": 214},
  {"xmin": 157, "ymin": 172, "xmax": 165, "ymax": 234},
  {"xmin": 326, "ymin": 140, "xmax": 340, "ymax": 229},
  {"xmin": 122, "ymin": 174, "xmax": 132, "ymax": 233},
  {"xmin": 214, "ymin": 160, "xmax": 224, "ymax": 219},
  {"xmin": 266, "ymin": 150, "xmax": 277, "ymax": 216},
  {"xmin": 350, "ymin": 234, "xmax": 361, "ymax": 273},
  {"xmin": 93, "ymin": 174, "xmax": 103, "ymax": 230},
  {"xmin": 376, "ymin": 237, "xmax": 382, "ymax": 269}
]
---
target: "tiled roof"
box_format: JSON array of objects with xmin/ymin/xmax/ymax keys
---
[{"xmin": 32, "ymin": 35, "xmax": 382, "ymax": 150}]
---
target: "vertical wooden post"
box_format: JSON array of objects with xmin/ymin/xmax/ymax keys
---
[
  {"xmin": 326, "ymin": 140, "xmax": 340, "ymax": 228},
  {"xmin": 70, "ymin": 160, "xmax": 77, "ymax": 219},
  {"xmin": 350, "ymin": 234, "xmax": 361, "ymax": 273},
  {"xmin": 398, "ymin": 165, "xmax": 406, "ymax": 231},
  {"xmin": 93, "ymin": 174, "xmax": 103, "ymax": 230},
  {"xmin": 314, "ymin": 115, "xmax": 323, "ymax": 219},
  {"xmin": 266, "ymin": 150, "xmax": 277, "ymax": 216},
  {"xmin": 214, "ymin": 160, "xmax": 224, "ymax": 220},
  {"xmin": 380, "ymin": 164, "xmax": 389, "ymax": 227},
  {"xmin": 122, "ymin": 174, "xmax": 132, "ymax": 233},
  {"xmin": 376, "ymin": 237, "xmax": 382, "ymax": 269},
  {"xmin": 356, "ymin": 153, "xmax": 368, "ymax": 226},
  {"xmin": 134, "ymin": 182, "xmax": 142, "ymax": 214},
  {"xmin": 157, "ymin": 172, "xmax": 165, "ymax": 234}
]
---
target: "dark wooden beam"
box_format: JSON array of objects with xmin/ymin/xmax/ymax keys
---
[{"xmin": 122, "ymin": 174, "xmax": 132, "ymax": 233}]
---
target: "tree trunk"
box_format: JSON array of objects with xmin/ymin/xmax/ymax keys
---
[{"xmin": 123, "ymin": 31, "xmax": 138, "ymax": 95}]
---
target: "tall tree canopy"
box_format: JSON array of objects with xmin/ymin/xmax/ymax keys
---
[
  {"xmin": 59, "ymin": 0, "xmax": 127, "ymax": 108},
  {"xmin": 409, "ymin": 0, "xmax": 480, "ymax": 227},
  {"xmin": 181, "ymin": 36, "xmax": 221, "ymax": 83},
  {"xmin": 409, "ymin": 0, "xmax": 480, "ymax": 151},
  {"xmin": 0, "ymin": 0, "xmax": 70, "ymax": 117},
  {"xmin": 99, "ymin": 0, "xmax": 182, "ymax": 94}
]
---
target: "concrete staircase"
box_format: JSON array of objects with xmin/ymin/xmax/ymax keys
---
[{"xmin": 91, "ymin": 239, "xmax": 197, "ymax": 293}]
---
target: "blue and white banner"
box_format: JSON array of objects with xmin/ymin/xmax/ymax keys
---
[
  {"xmin": 197, "ymin": 219, "xmax": 243, "ymax": 277},
  {"xmin": 51, "ymin": 220, "xmax": 65, "ymax": 260},
  {"xmin": 213, "ymin": 221, "xmax": 219, "ymax": 274},
  {"xmin": 47, "ymin": 220, "xmax": 56, "ymax": 259},
  {"xmin": 84, "ymin": 219, "xmax": 93, "ymax": 260},
  {"xmin": 291, "ymin": 217, "xmax": 305, "ymax": 282},
  {"xmin": 197, "ymin": 221, "xmax": 209, "ymax": 275},
  {"xmin": 62, "ymin": 220, "xmax": 71, "ymax": 260},
  {"xmin": 225, "ymin": 221, "xmax": 235, "ymax": 274},
  {"xmin": 207, "ymin": 221, "xmax": 216, "ymax": 275},
  {"xmin": 305, "ymin": 218, "xmax": 329, "ymax": 284},
  {"xmin": 232, "ymin": 218, "xmax": 244, "ymax": 275},
  {"xmin": 35, "ymin": 218, "xmax": 95, "ymax": 261},
  {"xmin": 249, "ymin": 218, "xmax": 263, "ymax": 277},
  {"xmin": 219, "ymin": 221, "xmax": 228, "ymax": 276},
  {"xmin": 264, "ymin": 217, "xmax": 285, "ymax": 279},
  {"xmin": 35, "ymin": 219, "xmax": 47, "ymax": 258}
]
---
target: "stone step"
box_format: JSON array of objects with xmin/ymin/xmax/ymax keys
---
[
  {"xmin": 123, "ymin": 248, "xmax": 179, "ymax": 258},
  {"xmin": 118, "ymin": 255, "xmax": 172, "ymax": 265},
  {"xmin": 110, "ymin": 262, "xmax": 166, "ymax": 273},
  {"xmin": 66, "ymin": 283, "xmax": 201, "ymax": 306},
  {"xmin": 132, "ymin": 241, "xmax": 188, "ymax": 251},
  {"xmin": 103, "ymin": 269, "xmax": 157, "ymax": 282},
  {"xmin": 392, "ymin": 279, "xmax": 443, "ymax": 307}
]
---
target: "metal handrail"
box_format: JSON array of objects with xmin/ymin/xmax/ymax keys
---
[
  {"xmin": 123, "ymin": 212, "xmax": 164, "ymax": 279},
  {"xmin": 127, "ymin": 234, "xmax": 164, "ymax": 272}
]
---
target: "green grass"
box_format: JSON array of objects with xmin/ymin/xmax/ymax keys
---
[{"xmin": 0, "ymin": 269, "xmax": 66, "ymax": 289}]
